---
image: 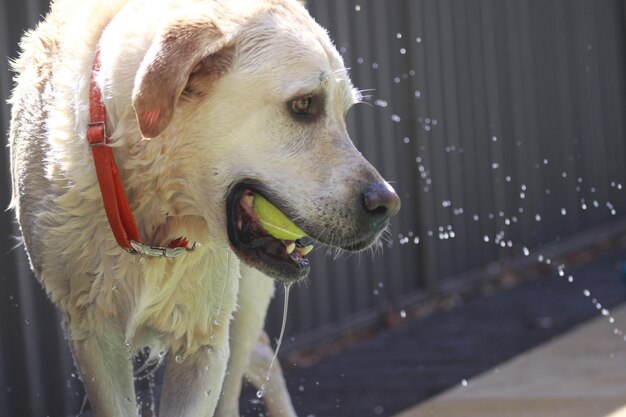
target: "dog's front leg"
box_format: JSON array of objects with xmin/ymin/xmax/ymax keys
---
[
  {"xmin": 216, "ymin": 265, "xmax": 297, "ymax": 417},
  {"xmin": 70, "ymin": 322, "xmax": 137, "ymax": 417},
  {"xmin": 159, "ymin": 343, "xmax": 228, "ymax": 417},
  {"xmin": 216, "ymin": 265, "xmax": 275, "ymax": 417}
]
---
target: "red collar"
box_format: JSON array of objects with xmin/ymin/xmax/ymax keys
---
[{"xmin": 86, "ymin": 51, "xmax": 192, "ymax": 257}]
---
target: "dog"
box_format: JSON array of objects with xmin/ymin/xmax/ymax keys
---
[{"xmin": 8, "ymin": 0, "xmax": 401, "ymax": 416}]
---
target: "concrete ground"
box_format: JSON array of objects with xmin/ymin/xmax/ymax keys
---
[
  {"xmin": 394, "ymin": 304, "xmax": 626, "ymax": 417},
  {"xmin": 240, "ymin": 247, "xmax": 626, "ymax": 417}
]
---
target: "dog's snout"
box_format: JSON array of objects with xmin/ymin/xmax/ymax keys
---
[{"xmin": 361, "ymin": 181, "xmax": 401, "ymax": 219}]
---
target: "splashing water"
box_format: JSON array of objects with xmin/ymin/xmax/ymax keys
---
[{"xmin": 256, "ymin": 283, "xmax": 293, "ymax": 399}]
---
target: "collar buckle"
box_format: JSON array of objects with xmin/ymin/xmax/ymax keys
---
[{"xmin": 129, "ymin": 241, "xmax": 196, "ymax": 258}]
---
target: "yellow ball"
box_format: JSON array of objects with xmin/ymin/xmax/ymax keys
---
[{"xmin": 253, "ymin": 194, "xmax": 306, "ymax": 240}]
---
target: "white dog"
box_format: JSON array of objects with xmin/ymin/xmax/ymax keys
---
[{"xmin": 8, "ymin": 0, "xmax": 400, "ymax": 416}]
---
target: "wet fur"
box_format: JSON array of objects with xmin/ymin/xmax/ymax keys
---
[{"xmin": 9, "ymin": 0, "xmax": 389, "ymax": 416}]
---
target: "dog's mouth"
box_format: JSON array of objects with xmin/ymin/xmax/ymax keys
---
[
  {"xmin": 227, "ymin": 182, "xmax": 390, "ymax": 282},
  {"xmin": 227, "ymin": 183, "xmax": 314, "ymax": 282}
]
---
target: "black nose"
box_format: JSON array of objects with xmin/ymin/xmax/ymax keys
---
[{"xmin": 362, "ymin": 181, "xmax": 401, "ymax": 219}]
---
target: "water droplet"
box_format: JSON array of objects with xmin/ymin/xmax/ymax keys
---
[
  {"xmin": 523, "ymin": 247, "xmax": 530, "ymax": 256},
  {"xmin": 483, "ymin": 235, "xmax": 490, "ymax": 243},
  {"xmin": 461, "ymin": 379, "xmax": 468, "ymax": 387},
  {"xmin": 175, "ymin": 354, "xmax": 184, "ymax": 363},
  {"xmin": 354, "ymin": 4, "xmax": 361, "ymax": 11},
  {"xmin": 391, "ymin": 114, "xmax": 401, "ymax": 123},
  {"xmin": 568, "ymin": 275, "xmax": 574, "ymax": 283},
  {"xmin": 414, "ymin": 90, "xmax": 421, "ymax": 98},
  {"xmin": 416, "ymin": 36, "xmax": 422, "ymax": 43},
  {"xmin": 400, "ymin": 310, "xmax": 407, "ymax": 318},
  {"xmin": 158, "ymin": 350, "xmax": 166, "ymax": 358},
  {"xmin": 256, "ymin": 389, "xmax": 265, "ymax": 399},
  {"xmin": 561, "ymin": 208, "xmax": 567, "ymax": 215},
  {"xmin": 583, "ymin": 289, "xmax": 591, "ymax": 297},
  {"xmin": 374, "ymin": 99, "xmax": 387, "ymax": 107},
  {"xmin": 400, "ymin": 48, "xmax": 406, "ymax": 55},
  {"xmin": 535, "ymin": 214, "xmax": 542, "ymax": 222}
]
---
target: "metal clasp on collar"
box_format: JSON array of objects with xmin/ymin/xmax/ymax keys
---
[{"xmin": 129, "ymin": 241, "xmax": 196, "ymax": 258}]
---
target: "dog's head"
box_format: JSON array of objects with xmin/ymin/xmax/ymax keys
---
[{"xmin": 127, "ymin": 0, "xmax": 400, "ymax": 282}]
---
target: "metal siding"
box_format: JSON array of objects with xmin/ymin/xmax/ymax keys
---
[{"xmin": 0, "ymin": 1, "xmax": 625, "ymax": 416}]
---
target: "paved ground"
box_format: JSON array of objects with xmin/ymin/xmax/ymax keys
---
[
  {"xmin": 397, "ymin": 304, "xmax": 626, "ymax": 417},
  {"xmin": 240, "ymin": 247, "xmax": 626, "ymax": 417}
]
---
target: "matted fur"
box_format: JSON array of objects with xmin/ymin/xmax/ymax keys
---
[{"xmin": 9, "ymin": 0, "xmax": 397, "ymax": 416}]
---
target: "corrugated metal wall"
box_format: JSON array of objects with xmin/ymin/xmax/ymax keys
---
[
  {"xmin": 1, "ymin": 1, "xmax": 625, "ymax": 416},
  {"xmin": 268, "ymin": 0, "xmax": 626, "ymax": 341}
]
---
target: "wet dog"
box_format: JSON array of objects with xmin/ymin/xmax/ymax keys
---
[{"xmin": 9, "ymin": 0, "xmax": 400, "ymax": 416}]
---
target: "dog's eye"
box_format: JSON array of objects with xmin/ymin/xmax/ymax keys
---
[
  {"xmin": 291, "ymin": 97, "xmax": 312, "ymax": 114},
  {"xmin": 288, "ymin": 94, "xmax": 323, "ymax": 121}
]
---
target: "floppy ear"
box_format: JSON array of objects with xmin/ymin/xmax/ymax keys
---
[{"xmin": 132, "ymin": 19, "xmax": 237, "ymax": 138}]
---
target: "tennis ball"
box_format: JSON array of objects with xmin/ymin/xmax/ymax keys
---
[{"xmin": 253, "ymin": 194, "xmax": 306, "ymax": 240}]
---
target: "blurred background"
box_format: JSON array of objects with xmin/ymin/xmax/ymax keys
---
[{"xmin": 1, "ymin": 1, "xmax": 626, "ymax": 417}]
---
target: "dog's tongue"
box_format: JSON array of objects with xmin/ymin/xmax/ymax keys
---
[{"xmin": 251, "ymin": 194, "xmax": 307, "ymax": 241}]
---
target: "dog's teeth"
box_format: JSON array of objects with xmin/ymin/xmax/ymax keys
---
[
  {"xmin": 286, "ymin": 242, "xmax": 296, "ymax": 254},
  {"xmin": 296, "ymin": 245, "xmax": 313, "ymax": 256}
]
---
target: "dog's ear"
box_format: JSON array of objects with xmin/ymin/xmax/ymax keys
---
[{"xmin": 132, "ymin": 18, "xmax": 237, "ymax": 139}]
